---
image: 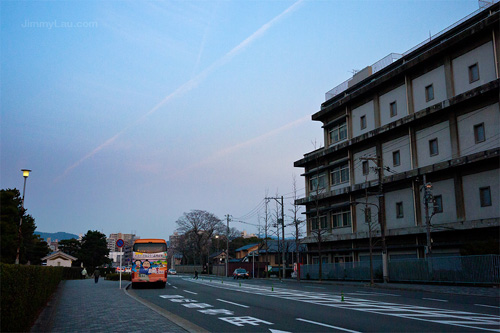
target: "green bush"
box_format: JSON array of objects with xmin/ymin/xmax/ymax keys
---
[
  {"xmin": 105, "ymin": 272, "xmax": 131, "ymax": 281},
  {"xmin": 0, "ymin": 264, "xmax": 65, "ymax": 332}
]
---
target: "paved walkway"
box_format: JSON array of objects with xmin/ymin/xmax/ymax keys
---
[{"xmin": 31, "ymin": 278, "xmax": 187, "ymax": 333}]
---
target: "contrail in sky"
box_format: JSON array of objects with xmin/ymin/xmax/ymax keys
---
[
  {"xmin": 178, "ymin": 115, "xmax": 310, "ymax": 175},
  {"xmin": 58, "ymin": 0, "xmax": 304, "ymax": 181}
]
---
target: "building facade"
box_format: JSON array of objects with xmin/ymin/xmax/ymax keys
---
[
  {"xmin": 294, "ymin": 4, "xmax": 499, "ymax": 265},
  {"xmin": 107, "ymin": 233, "xmax": 137, "ymax": 267}
]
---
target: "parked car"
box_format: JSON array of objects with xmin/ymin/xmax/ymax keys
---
[
  {"xmin": 233, "ymin": 268, "xmax": 249, "ymax": 279},
  {"xmin": 168, "ymin": 268, "xmax": 177, "ymax": 275}
]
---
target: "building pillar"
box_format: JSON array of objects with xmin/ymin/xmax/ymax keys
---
[
  {"xmin": 413, "ymin": 179, "xmax": 423, "ymax": 226},
  {"xmin": 454, "ymin": 171, "xmax": 466, "ymax": 221},
  {"xmin": 405, "ymin": 75, "xmax": 414, "ymax": 115},
  {"xmin": 373, "ymin": 94, "xmax": 381, "ymax": 129},
  {"xmin": 444, "ymin": 56, "xmax": 455, "ymax": 99}
]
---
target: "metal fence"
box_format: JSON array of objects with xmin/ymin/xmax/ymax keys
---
[{"xmin": 300, "ymin": 255, "xmax": 500, "ymax": 284}]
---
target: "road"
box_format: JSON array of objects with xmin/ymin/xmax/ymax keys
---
[{"xmin": 128, "ymin": 275, "xmax": 500, "ymax": 332}]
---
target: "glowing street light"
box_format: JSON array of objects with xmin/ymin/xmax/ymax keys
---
[{"xmin": 15, "ymin": 169, "xmax": 31, "ymax": 265}]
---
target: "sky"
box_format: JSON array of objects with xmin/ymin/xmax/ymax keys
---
[{"xmin": 1, "ymin": 0, "xmax": 483, "ymax": 240}]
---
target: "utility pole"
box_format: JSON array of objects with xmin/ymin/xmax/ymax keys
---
[
  {"xmin": 360, "ymin": 156, "xmax": 388, "ymax": 283},
  {"xmin": 225, "ymin": 214, "xmax": 231, "ymax": 278},
  {"xmin": 423, "ymin": 174, "xmax": 433, "ymax": 258},
  {"xmin": 266, "ymin": 196, "xmax": 285, "ymax": 279}
]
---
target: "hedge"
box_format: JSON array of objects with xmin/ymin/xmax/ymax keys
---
[
  {"xmin": 0, "ymin": 264, "xmax": 80, "ymax": 332},
  {"xmin": 105, "ymin": 272, "xmax": 131, "ymax": 281}
]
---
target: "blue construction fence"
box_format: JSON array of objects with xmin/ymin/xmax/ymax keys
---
[{"xmin": 300, "ymin": 254, "xmax": 500, "ymax": 284}]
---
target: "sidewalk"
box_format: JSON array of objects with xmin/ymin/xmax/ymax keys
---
[
  {"xmin": 281, "ymin": 277, "xmax": 500, "ymax": 298},
  {"xmin": 31, "ymin": 278, "xmax": 188, "ymax": 333}
]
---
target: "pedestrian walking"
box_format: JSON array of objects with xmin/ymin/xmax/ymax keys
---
[
  {"xmin": 194, "ymin": 270, "xmax": 198, "ymax": 279},
  {"xmin": 81, "ymin": 267, "xmax": 87, "ymax": 279},
  {"xmin": 94, "ymin": 268, "xmax": 100, "ymax": 283}
]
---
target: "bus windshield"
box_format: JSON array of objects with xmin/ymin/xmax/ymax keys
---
[{"xmin": 133, "ymin": 243, "xmax": 167, "ymax": 253}]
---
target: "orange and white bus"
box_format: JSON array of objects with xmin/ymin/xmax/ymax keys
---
[{"xmin": 131, "ymin": 239, "xmax": 168, "ymax": 288}]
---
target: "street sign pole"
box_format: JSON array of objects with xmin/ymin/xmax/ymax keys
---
[
  {"xmin": 116, "ymin": 239, "xmax": 124, "ymax": 289},
  {"xmin": 120, "ymin": 246, "xmax": 123, "ymax": 289}
]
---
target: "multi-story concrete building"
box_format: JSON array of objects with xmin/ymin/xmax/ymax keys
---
[
  {"xmin": 294, "ymin": 4, "xmax": 499, "ymax": 267},
  {"xmin": 107, "ymin": 233, "xmax": 137, "ymax": 266}
]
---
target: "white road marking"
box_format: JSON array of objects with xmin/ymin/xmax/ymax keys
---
[
  {"xmin": 183, "ymin": 290, "xmax": 197, "ymax": 295},
  {"xmin": 219, "ymin": 316, "xmax": 273, "ymax": 327},
  {"xmin": 352, "ymin": 291, "xmax": 401, "ymax": 297},
  {"xmin": 475, "ymin": 304, "xmax": 500, "ymax": 309},
  {"xmin": 182, "ymin": 302, "xmax": 213, "ymax": 309},
  {"xmin": 423, "ymin": 298, "xmax": 449, "ymax": 302},
  {"xmin": 217, "ymin": 298, "xmax": 250, "ymax": 308},
  {"xmin": 297, "ymin": 318, "xmax": 361, "ymax": 332},
  {"xmin": 172, "ymin": 286, "xmax": 178, "ymax": 289},
  {"xmin": 198, "ymin": 308, "xmax": 235, "ymax": 315},
  {"xmin": 185, "ymin": 278, "xmax": 500, "ymax": 331},
  {"xmin": 159, "ymin": 295, "xmax": 183, "ymax": 299}
]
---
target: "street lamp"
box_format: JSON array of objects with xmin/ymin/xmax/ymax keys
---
[{"xmin": 15, "ymin": 169, "xmax": 31, "ymax": 265}]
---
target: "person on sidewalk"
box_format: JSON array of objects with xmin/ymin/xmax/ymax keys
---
[
  {"xmin": 81, "ymin": 267, "xmax": 87, "ymax": 279},
  {"xmin": 94, "ymin": 268, "xmax": 100, "ymax": 283},
  {"xmin": 194, "ymin": 270, "xmax": 198, "ymax": 279}
]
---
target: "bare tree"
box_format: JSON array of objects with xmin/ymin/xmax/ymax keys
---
[
  {"xmin": 307, "ymin": 141, "xmax": 328, "ymax": 281},
  {"xmin": 176, "ymin": 210, "xmax": 225, "ymax": 266},
  {"xmin": 289, "ymin": 174, "xmax": 305, "ymax": 281}
]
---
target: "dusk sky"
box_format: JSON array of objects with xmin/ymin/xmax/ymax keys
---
[{"xmin": 1, "ymin": 0, "xmax": 481, "ymax": 240}]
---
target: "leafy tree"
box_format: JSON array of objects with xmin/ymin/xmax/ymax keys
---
[
  {"xmin": 78, "ymin": 230, "xmax": 110, "ymax": 270},
  {"xmin": 58, "ymin": 238, "xmax": 82, "ymax": 266},
  {"xmin": 0, "ymin": 188, "xmax": 49, "ymax": 264}
]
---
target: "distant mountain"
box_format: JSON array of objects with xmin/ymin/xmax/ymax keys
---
[{"xmin": 35, "ymin": 231, "xmax": 79, "ymax": 242}]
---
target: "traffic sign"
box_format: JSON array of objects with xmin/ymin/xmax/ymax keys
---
[{"xmin": 116, "ymin": 239, "xmax": 124, "ymax": 248}]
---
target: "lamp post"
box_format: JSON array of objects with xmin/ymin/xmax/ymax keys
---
[
  {"xmin": 15, "ymin": 169, "xmax": 31, "ymax": 265},
  {"xmin": 215, "ymin": 235, "xmax": 219, "ymax": 276}
]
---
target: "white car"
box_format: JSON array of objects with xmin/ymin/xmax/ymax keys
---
[{"xmin": 168, "ymin": 268, "xmax": 177, "ymax": 275}]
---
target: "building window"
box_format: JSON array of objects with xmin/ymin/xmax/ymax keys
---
[
  {"xmin": 329, "ymin": 122, "xmax": 347, "ymax": 145},
  {"xmin": 332, "ymin": 211, "xmax": 351, "ymax": 228},
  {"xmin": 311, "ymin": 216, "xmax": 328, "ymax": 230},
  {"xmin": 309, "ymin": 173, "xmax": 326, "ymax": 192},
  {"xmin": 429, "ymin": 138, "xmax": 439, "ymax": 156},
  {"xmin": 390, "ymin": 101, "xmax": 397, "ymax": 117},
  {"xmin": 425, "ymin": 84, "xmax": 434, "ymax": 102},
  {"xmin": 320, "ymin": 216, "xmax": 328, "ymax": 229},
  {"xmin": 331, "ymin": 163, "xmax": 349, "ymax": 186},
  {"xmin": 469, "ymin": 63, "xmax": 479, "ymax": 83},
  {"xmin": 396, "ymin": 202, "xmax": 404, "ymax": 218},
  {"xmin": 362, "ymin": 161, "xmax": 369, "ymax": 175},
  {"xmin": 311, "ymin": 217, "xmax": 319, "ymax": 230},
  {"xmin": 364, "ymin": 207, "xmax": 372, "ymax": 223},
  {"xmin": 392, "ymin": 150, "xmax": 401, "ymax": 167},
  {"xmin": 480, "ymin": 187, "xmax": 492, "ymax": 207},
  {"xmin": 474, "ymin": 123, "xmax": 485, "ymax": 143},
  {"xmin": 360, "ymin": 115, "xmax": 367, "ymax": 129},
  {"xmin": 433, "ymin": 195, "xmax": 443, "ymax": 214}
]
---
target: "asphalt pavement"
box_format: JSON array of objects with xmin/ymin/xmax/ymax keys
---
[{"xmin": 31, "ymin": 275, "xmax": 499, "ymax": 332}]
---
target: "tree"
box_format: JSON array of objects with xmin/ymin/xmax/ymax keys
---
[
  {"xmin": 176, "ymin": 210, "xmax": 225, "ymax": 266},
  {"xmin": 59, "ymin": 238, "xmax": 82, "ymax": 262},
  {"xmin": 0, "ymin": 188, "xmax": 49, "ymax": 264},
  {"xmin": 289, "ymin": 174, "xmax": 305, "ymax": 281},
  {"xmin": 78, "ymin": 230, "xmax": 110, "ymax": 270}
]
